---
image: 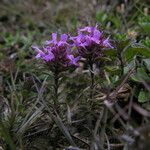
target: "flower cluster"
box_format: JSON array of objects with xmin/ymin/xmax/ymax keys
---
[
  {"xmin": 32, "ymin": 33, "xmax": 80, "ymax": 72},
  {"xmin": 32, "ymin": 25, "xmax": 113, "ymax": 72},
  {"xmin": 70, "ymin": 25, "xmax": 113, "ymax": 62}
]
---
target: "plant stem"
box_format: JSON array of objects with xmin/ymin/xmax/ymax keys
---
[
  {"xmin": 89, "ymin": 60, "xmax": 94, "ymax": 100},
  {"xmin": 100, "ymin": 105, "xmax": 108, "ymax": 148},
  {"xmin": 118, "ymin": 52, "xmax": 124, "ymax": 76},
  {"xmin": 54, "ymin": 68, "xmax": 59, "ymax": 108}
]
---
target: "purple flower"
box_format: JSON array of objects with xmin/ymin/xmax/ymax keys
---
[
  {"xmin": 32, "ymin": 33, "xmax": 80, "ymax": 72},
  {"xmin": 102, "ymin": 37, "xmax": 113, "ymax": 49},
  {"xmin": 67, "ymin": 55, "xmax": 81, "ymax": 66},
  {"xmin": 71, "ymin": 25, "xmax": 113, "ymax": 62}
]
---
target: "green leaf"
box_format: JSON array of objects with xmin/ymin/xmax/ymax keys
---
[
  {"xmin": 141, "ymin": 38, "xmax": 150, "ymax": 48},
  {"xmin": 143, "ymin": 59, "xmax": 150, "ymax": 72},
  {"xmin": 139, "ymin": 22, "xmax": 150, "ymax": 35},
  {"xmin": 104, "ymin": 66, "xmax": 120, "ymax": 75},
  {"xmin": 115, "ymin": 39, "xmax": 131, "ymax": 52},
  {"xmin": 137, "ymin": 47, "xmax": 150, "ymax": 57},
  {"xmin": 95, "ymin": 56, "xmax": 112, "ymax": 62},
  {"xmin": 131, "ymin": 67, "xmax": 150, "ymax": 83},
  {"xmin": 123, "ymin": 46, "xmax": 150, "ymax": 61},
  {"xmin": 138, "ymin": 90, "xmax": 150, "ymax": 103},
  {"xmin": 114, "ymin": 33, "xmax": 127, "ymax": 41},
  {"xmin": 124, "ymin": 60, "xmax": 135, "ymax": 74},
  {"xmin": 0, "ymin": 121, "xmax": 16, "ymax": 150},
  {"xmin": 108, "ymin": 15, "xmax": 121, "ymax": 28},
  {"xmin": 103, "ymin": 49, "xmax": 117, "ymax": 59},
  {"xmin": 96, "ymin": 11, "xmax": 107, "ymax": 23}
]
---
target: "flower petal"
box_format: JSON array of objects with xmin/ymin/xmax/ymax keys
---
[
  {"xmin": 60, "ymin": 34, "xmax": 68, "ymax": 42},
  {"xmin": 103, "ymin": 37, "xmax": 113, "ymax": 48},
  {"xmin": 52, "ymin": 33, "xmax": 57, "ymax": 42}
]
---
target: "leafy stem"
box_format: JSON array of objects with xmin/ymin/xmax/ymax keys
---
[
  {"xmin": 53, "ymin": 67, "xmax": 59, "ymax": 108},
  {"xmin": 100, "ymin": 105, "xmax": 108, "ymax": 148},
  {"xmin": 117, "ymin": 51, "xmax": 124, "ymax": 76},
  {"xmin": 89, "ymin": 59, "xmax": 95, "ymax": 100}
]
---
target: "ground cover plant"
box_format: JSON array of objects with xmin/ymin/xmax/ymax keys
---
[{"xmin": 0, "ymin": 0, "xmax": 150, "ymax": 149}]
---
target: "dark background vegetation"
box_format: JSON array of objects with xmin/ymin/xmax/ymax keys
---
[{"xmin": 0, "ymin": 0, "xmax": 150, "ymax": 149}]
